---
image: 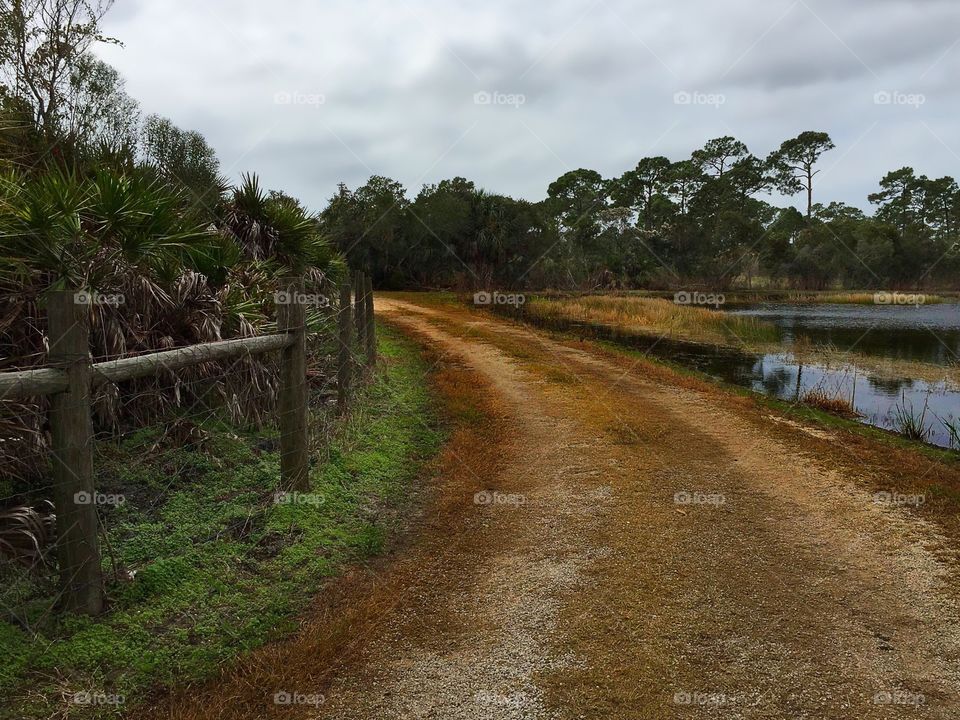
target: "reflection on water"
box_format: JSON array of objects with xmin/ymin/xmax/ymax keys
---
[
  {"xmin": 720, "ymin": 302, "xmax": 960, "ymax": 446},
  {"xmin": 747, "ymin": 353, "xmax": 957, "ymax": 448},
  {"xmin": 727, "ymin": 302, "xmax": 960, "ymax": 366},
  {"xmin": 519, "ymin": 311, "xmax": 960, "ymax": 449}
]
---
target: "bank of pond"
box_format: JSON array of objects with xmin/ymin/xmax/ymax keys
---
[{"xmin": 503, "ymin": 299, "xmax": 960, "ymax": 449}]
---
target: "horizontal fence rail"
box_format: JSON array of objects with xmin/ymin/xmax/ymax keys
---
[
  {"xmin": 0, "ymin": 334, "xmax": 295, "ymax": 400},
  {"xmin": 0, "ymin": 367, "xmax": 69, "ymax": 399},
  {"xmin": 94, "ymin": 333, "xmax": 294, "ymax": 386}
]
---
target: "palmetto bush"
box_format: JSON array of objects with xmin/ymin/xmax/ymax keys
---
[
  {"xmin": 0, "ymin": 167, "xmax": 345, "ymax": 492},
  {"xmin": 224, "ymin": 173, "xmax": 343, "ymax": 277}
]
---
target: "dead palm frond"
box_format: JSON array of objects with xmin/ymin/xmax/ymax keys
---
[{"xmin": 0, "ymin": 502, "xmax": 56, "ymax": 568}]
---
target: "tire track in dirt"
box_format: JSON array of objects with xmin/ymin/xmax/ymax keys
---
[
  {"xmin": 315, "ymin": 297, "xmax": 960, "ymax": 720},
  {"xmin": 313, "ymin": 306, "xmax": 621, "ymax": 719}
]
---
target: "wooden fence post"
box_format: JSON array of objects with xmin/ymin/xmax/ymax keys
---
[
  {"xmin": 47, "ymin": 290, "xmax": 103, "ymax": 615},
  {"xmin": 277, "ymin": 282, "xmax": 309, "ymax": 491},
  {"xmin": 337, "ymin": 282, "xmax": 352, "ymax": 413},
  {"xmin": 354, "ymin": 271, "xmax": 366, "ymax": 356},
  {"xmin": 364, "ymin": 275, "xmax": 376, "ymax": 369}
]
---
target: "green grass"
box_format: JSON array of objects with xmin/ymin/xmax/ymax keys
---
[{"xmin": 0, "ymin": 326, "xmax": 443, "ymax": 719}]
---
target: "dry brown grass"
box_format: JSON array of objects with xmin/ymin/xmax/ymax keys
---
[
  {"xmin": 785, "ymin": 291, "xmax": 947, "ymax": 304},
  {"xmin": 522, "ymin": 294, "xmax": 779, "ymax": 348},
  {"xmin": 799, "ymin": 387, "xmax": 860, "ymax": 418}
]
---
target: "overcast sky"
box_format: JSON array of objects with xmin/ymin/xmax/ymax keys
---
[{"xmin": 97, "ymin": 0, "xmax": 960, "ymax": 213}]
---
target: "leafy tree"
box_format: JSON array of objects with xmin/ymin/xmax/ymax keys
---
[
  {"xmin": 812, "ymin": 201, "xmax": 865, "ymax": 223},
  {"xmin": 545, "ymin": 169, "xmax": 609, "ymax": 284},
  {"xmin": 667, "ymin": 159, "xmax": 705, "ymax": 216},
  {"xmin": 407, "ymin": 177, "xmax": 478, "ymax": 286},
  {"xmin": 321, "ymin": 175, "xmax": 408, "ymax": 285},
  {"xmin": 758, "ymin": 206, "xmax": 804, "ymax": 281},
  {"xmin": 850, "ymin": 221, "xmax": 897, "ymax": 287},
  {"xmin": 63, "ymin": 54, "xmax": 139, "ymax": 156},
  {"xmin": 790, "ymin": 223, "xmax": 845, "ymax": 289},
  {"xmin": 692, "ymin": 136, "xmax": 748, "ymax": 179},
  {"xmin": 916, "ymin": 175, "xmax": 958, "ymax": 239},
  {"xmin": 610, "ymin": 156, "xmax": 672, "ymax": 229},
  {"xmin": 140, "ymin": 114, "xmax": 225, "ymax": 215},
  {"xmin": 869, "ymin": 167, "xmax": 917, "ymax": 234},
  {"xmin": 726, "ymin": 154, "xmax": 773, "ymax": 211},
  {"xmin": 0, "ymin": 0, "xmax": 118, "ymax": 140},
  {"xmin": 547, "ymin": 169, "xmax": 607, "ymax": 222},
  {"xmin": 768, "ymin": 131, "xmax": 835, "ymax": 218}
]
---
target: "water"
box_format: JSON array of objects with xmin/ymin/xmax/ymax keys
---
[
  {"xmin": 718, "ymin": 302, "xmax": 960, "ymax": 447},
  {"xmin": 742, "ymin": 353, "xmax": 957, "ymax": 447},
  {"xmin": 727, "ymin": 302, "xmax": 960, "ymax": 365},
  {"xmin": 519, "ymin": 307, "xmax": 960, "ymax": 449}
]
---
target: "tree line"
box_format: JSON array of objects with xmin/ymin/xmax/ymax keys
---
[{"xmin": 323, "ymin": 134, "xmax": 960, "ymax": 291}]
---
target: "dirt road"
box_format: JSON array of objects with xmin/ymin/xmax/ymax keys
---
[
  {"xmin": 313, "ymin": 296, "xmax": 960, "ymax": 719},
  {"xmin": 153, "ymin": 295, "xmax": 960, "ymax": 719}
]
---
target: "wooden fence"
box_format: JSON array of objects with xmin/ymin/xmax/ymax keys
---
[{"xmin": 0, "ymin": 272, "xmax": 378, "ymax": 616}]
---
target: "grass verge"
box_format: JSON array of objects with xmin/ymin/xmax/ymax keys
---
[
  {"xmin": 522, "ymin": 294, "xmax": 779, "ymax": 347},
  {"xmin": 0, "ymin": 325, "xmax": 442, "ymax": 720}
]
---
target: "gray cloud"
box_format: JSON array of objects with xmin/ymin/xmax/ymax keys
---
[{"xmin": 98, "ymin": 0, "xmax": 960, "ymax": 213}]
